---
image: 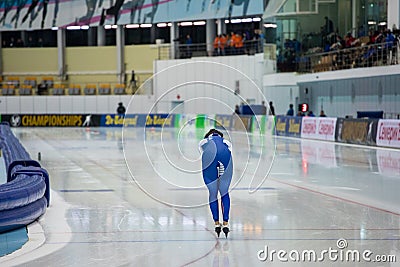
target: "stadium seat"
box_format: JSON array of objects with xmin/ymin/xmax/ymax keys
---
[
  {"xmin": 19, "ymin": 85, "xmax": 33, "ymax": 95},
  {"xmin": 24, "ymin": 77, "xmax": 37, "ymax": 88},
  {"xmin": 6, "ymin": 76, "xmax": 20, "ymax": 88},
  {"xmin": 98, "ymin": 84, "xmax": 111, "ymax": 95},
  {"xmin": 42, "ymin": 77, "xmax": 54, "ymax": 88},
  {"xmin": 84, "ymin": 84, "xmax": 97, "ymax": 95},
  {"xmin": 52, "ymin": 84, "xmax": 65, "ymax": 95},
  {"xmin": 68, "ymin": 84, "xmax": 81, "ymax": 95},
  {"xmin": 114, "ymin": 84, "xmax": 126, "ymax": 95},
  {"xmin": 2, "ymin": 85, "xmax": 16, "ymax": 95}
]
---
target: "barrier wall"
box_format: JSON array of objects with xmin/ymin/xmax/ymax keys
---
[
  {"xmin": 1, "ymin": 113, "xmax": 399, "ymax": 150},
  {"xmin": 0, "ymin": 123, "xmax": 50, "ymax": 233}
]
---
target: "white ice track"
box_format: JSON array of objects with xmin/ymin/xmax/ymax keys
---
[{"xmin": 1, "ymin": 127, "xmax": 400, "ymax": 266}]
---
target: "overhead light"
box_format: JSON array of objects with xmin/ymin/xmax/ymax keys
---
[
  {"xmin": 167, "ymin": 22, "xmax": 172, "ymax": 26},
  {"xmin": 180, "ymin": 21, "xmax": 193, "ymax": 26},
  {"xmin": 252, "ymin": 17, "xmax": 262, "ymax": 22},
  {"xmin": 66, "ymin": 25, "xmax": 81, "ymax": 30},
  {"xmin": 230, "ymin": 19, "xmax": 241, "ymax": 23},
  {"xmin": 80, "ymin": 25, "xmax": 89, "ymax": 30},
  {"xmin": 104, "ymin": 25, "xmax": 118, "ymax": 29},
  {"xmin": 126, "ymin": 24, "xmax": 140, "ymax": 28},
  {"xmin": 157, "ymin": 23, "xmax": 168, "ymax": 27},
  {"xmin": 264, "ymin": 23, "xmax": 277, "ymax": 28},
  {"xmin": 51, "ymin": 27, "xmax": 58, "ymax": 30},
  {"xmin": 368, "ymin": 21, "xmax": 376, "ymax": 25},
  {"xmin": 193, "ymin": 21, "xmax": 206, "ymax": 26},
  {"xmin": 140, "ymin": 23, "xmax": 152, "ymax": 28},
  {"xmin": 241, "ymin": 18, "xmax": 252, "ymax": 23},
  {"xmin": 379, "ymin": 22, "xmax": 387, "ymax": 26},
  {"xmin": 224, "ymin": 19, "xmax": 230, "ymax": 24}
]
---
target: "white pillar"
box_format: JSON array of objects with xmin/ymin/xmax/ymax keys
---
[
  {"xmin": 57, "ymin": 29, "xmax": 66, "ymax": 80},
  {"xmin": 217, "ymin": 19, "xmax": 226, "ymax": 35},
  {"xmin": 388, "ymin": 0, "xmax": 400, "ymax": 30},
  {"xmin": 97, "ymin": 26, "xmax": 106, "ymax": 46},
  {"xmin": 352, "ymin": 0, "xmax": 356, "ymax": 37},
  {"xmin": 206, "ymin": 19, "xmax": 216, "ymax": 56},
  {"xmin": 170, "ymin": 22, "xmax": 179, "ymax": 59},
  {"xmin": 116, "ymin": 25, "xmax": 125, "ymax": 84}
]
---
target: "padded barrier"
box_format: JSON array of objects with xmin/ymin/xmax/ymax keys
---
[
  {"xmin": 0, "ymin": 197, "xmax": 47, "ymax": 233},
  {"xmin": 0, "ymin": 123, "xmax": 50, "ymax": 233}
]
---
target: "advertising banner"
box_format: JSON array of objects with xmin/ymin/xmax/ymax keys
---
[
  {"xmin": 232, "ymin": 115, "xmax": 252, "ymax": 132},
  {"xmin": 301, "ymin": 117, "xmax": 337, "ymax": 141},
  {"xmin": 274, "ymin": 115, "xmax": 302, "ymax": 138},
  {"xmin": 336, "ymin": 118, "xmax": 378, "ymax": 146},
  {"xmin": 101, "ymin": 114, "xmax": 175, "ymax": 127},
  {"xmin": 376, "ymin": 119, "xmax": 400, "ymax": 148},
  {"xmin": 215, "ymin": 114, "xmax": 233, "ymax": 130}
]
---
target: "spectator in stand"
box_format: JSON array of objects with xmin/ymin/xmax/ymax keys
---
[
  {"xmin": 185, "ymin": 34, "xmax": 192, "ymax": 58},
  {"xmin": 234, "ymin": 105, "xmax": 240, "ymax": 115},
  {"xmin": 307, "ymin": 111, "xmax": 315, "ymax": 117},
  {"xmin": 345, "ymin": 32, "xmax": 356, "ymax": 48},
  {"xmin": 235, "ymin": 33, "xmax": 244, "ymax": 54},
  {"xmin": 37, "ymin": 38, "xmax": 44, "ymax": 47},
  {"xmin": 220, "ymin": 34, "xmax": 227, "ymax": 56},
  {"xmin": 16, "ymin": 38, "xmax": 24, "ymax": 47},
  {"xmin": 26, "ymin": 36, "xmax": 35, "ymax": 47},
  {"xmin": 268, "ymin": 101, "xmax": 275, "ymax": 116},
  {"xmin": 319, "ymin": 110, "xmax": 327, "ymax": 117},
  {"xmin": 8, "ymin": 37, "xmax": 15, "ymax": 47},
  {"xmin": 286, "ymin": 104, "xmax": 294, "ymax": 116},
  {"xmin": 384, "ymin": 29, "xmax": 396, "ymax": 64},
  {"xmin": 214, "ymin": 35, "xmax": 221, "ymax": 56}
]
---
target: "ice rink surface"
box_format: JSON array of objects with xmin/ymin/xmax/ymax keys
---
[{"xmin": 1, "ymin": 127, "xmax": 400, "ymax": 266}]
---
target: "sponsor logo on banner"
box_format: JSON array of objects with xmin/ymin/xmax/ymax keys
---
[
  {"xmin": 215, "ymin": 115, "xmax": 233, "ymax": 130},
  {"xmin": 8, "ymin": 114, "xmax": 83, "ymax": 127},
  {"xmin": 274, "ymin": 116, "xmax": 302, "ymax": 137},
  {"xmin": 146, "ymin": 114, "xmax": 174, "ymax": 127},
  {"xmin": 104, "ymin": 114, "xmax": 139, "ymax": 127},
  {"xmin": 376, "ymin": 119, "xmax": 400, "ymax": 148},
  {"xmin": 275, "ymin": 116, "xmax": 287, "ymax": 135},
  {"xmin": 301, "ymin": 117, "xmax": 336, "ymax": 141}
]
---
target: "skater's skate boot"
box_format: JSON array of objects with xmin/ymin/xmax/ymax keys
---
[
  {"xmin": 214, "ymin": 222, "xmax": 221, "ymax": 237},
  {"xmin": 222, "ymin": 222, "xmax": 229, "ymax": 238}
]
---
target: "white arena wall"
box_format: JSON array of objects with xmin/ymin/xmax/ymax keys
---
[{"xmin": 0, "ymin": 95, "xmax": 154, "ymax": 114}]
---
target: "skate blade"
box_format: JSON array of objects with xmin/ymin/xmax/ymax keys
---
[
  {"xmin": 223, "ymin": 227, "xmax": 229, "ymax": 238},
  {"xmin": 215, "ymin": 227, "xmax": 221, "ymax": 238}
]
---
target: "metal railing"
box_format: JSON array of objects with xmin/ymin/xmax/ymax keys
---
[
  {"xmin": 280, "ymin": 42, "xmax": 399, "ymax": 73},
  {"xmin": 157, "ymin": 39, "xmax": 265, "ymax": 60}
]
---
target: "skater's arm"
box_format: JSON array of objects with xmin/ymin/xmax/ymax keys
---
[
  {"xmin": 223, "ymin": 139, "xmax": 232, "ymax": 151},
  {"xmin": 198, "ymin": 138, "xmax": 208, "ymax": 153}
]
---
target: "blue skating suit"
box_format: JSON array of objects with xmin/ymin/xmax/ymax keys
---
[{"xmin": 199, "ymin": 133, "xmax": 233, "ymax": 222}]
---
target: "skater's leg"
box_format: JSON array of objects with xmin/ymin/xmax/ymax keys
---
[
  {"xmin": 218, "ymin": 156, "xmax": 233, "ymax": 222},
  {"xmin": 204, "ymin": 176, "xmax": 219, "ymax": 222},
  {"xmin": 202, "ymin": 151, "xmax": 219, "ymax": 222}
]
